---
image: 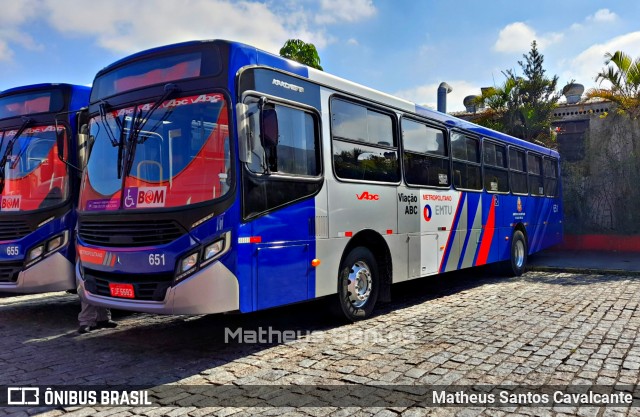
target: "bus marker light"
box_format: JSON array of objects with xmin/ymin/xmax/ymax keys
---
[
  {"xmin": 505, "ymin": 236, "xmax": 509, "ymax": 241},
  {"xmin": 386, "ymin": 229, "xmax": 393, "ymax": 234},
  {"xmin": 238, "ymin": 236, "xmax": 262, "ymax": 244},
  {"xmin": 345, "ymin": 231, "xmax": 353, "ymax": 237},
  {"xmin": 440, "ymin": 246, "xmax": 445, "ymax": 251},
  {"xmin": 311, "ymin": 259, "xmax": 321, "ymax": 267}
]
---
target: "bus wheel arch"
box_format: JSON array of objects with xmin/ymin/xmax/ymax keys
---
[{"xmin": 333, "ymin": 230, "xmax": 392, "ymax": 321}]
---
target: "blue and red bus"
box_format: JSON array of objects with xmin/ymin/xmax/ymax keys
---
[
  {"xmin": 0, "ymin": 83, "xmax": 90, "ymax": 293},
  {"xmin": 76, "ymin": 40, "xmax": 562, "ymax": 320}
]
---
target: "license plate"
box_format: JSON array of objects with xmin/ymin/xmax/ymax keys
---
[{"xmin": 109, "ymin": 283, "xmax": 135, "ymax": 299}]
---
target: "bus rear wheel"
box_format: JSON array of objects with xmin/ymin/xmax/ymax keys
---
[
  {"xmin": 334, "ymin": 246, "xmax": 379, "ymax": 322},
  {"xmin": 506, "ymin": 230, "xmax": 527, "ymax": 276}
]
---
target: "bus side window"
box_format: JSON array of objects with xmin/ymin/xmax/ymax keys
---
[
  {"xmin": 528, "ymin": 153, "xmax": 544, "ymax": 196},
  {"xmin": 509, "ymin": 148, "xmax": 528, "ymax": 195},
  {"xmin": 544, "ymin": 157, "xmax": 558, "ymax": 197},
  {"xmin": 401, "ymin": 118, "xmax": 449, "ymax": 188},
  {"xmin": 451, "ymin": 132, "xmax": 481, "ymax": 191},
  {"xmin": 331, "ymin": 98, "xmax": 399, "ymax": 183},
  {"xmin": 483, "ymin": 141, "xmax": 508, "ymax": 193}
]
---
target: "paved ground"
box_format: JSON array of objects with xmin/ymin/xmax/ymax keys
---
[
  {"xmin": 1, "ymin": 267, "xmax": 639, "ymax": 416},
  {"xmin": 529, "ymin": 250, "xmax": 640, "ymax": 275}
]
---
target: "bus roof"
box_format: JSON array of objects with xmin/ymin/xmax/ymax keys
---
[
  {"xmin": 0, "ymin": 83, "xmax": 90, "ymax": 97},
  {"xmin": 94, "ymin": 39, "xmax": 559, "ymax": 158}
]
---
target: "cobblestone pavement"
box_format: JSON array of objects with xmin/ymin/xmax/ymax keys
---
[{"xmin": 1, "ymin": 269, "xmax": 639, "ymax": 416}]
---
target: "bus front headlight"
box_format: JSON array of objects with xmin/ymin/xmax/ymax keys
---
[
  {"xmin": 203, "ymin": 239, "xmax": 224, "ymax": 262},
  {"xmin": 180, "ymin": 252, "xmax": 199, "ymax": 274},
  {"xmin": 28, "ymin": 245, "xmax": 44, "ymax": 262}
]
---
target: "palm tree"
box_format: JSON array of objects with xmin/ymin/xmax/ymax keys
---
[{"xmin": 586, "ymin": 51, "xmax": 640, "ymax": 118}]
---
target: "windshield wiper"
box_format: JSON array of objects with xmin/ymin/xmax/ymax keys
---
[
  {"xmin": 122, "ymin": 83, "xmax": 179, "ymax": 179},
  {"xmin": 98, "ymin": 100, "xmax": 130, "ymax": 179},
  {"xmin": 0, "ymin": 117, "xmax": 32, "ymax": 193},
  {"xmin": 98, "ymin": 101, "xmax": 120, "ymax": 147}
]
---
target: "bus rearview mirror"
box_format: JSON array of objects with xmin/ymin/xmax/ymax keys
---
[{"xmin": 260, "ymin": 107, "xmax": 279, "ymax": 149}]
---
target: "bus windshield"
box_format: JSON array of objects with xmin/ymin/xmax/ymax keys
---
[
  {"xmin": 0, "ymin": 125, "xmax": 69, "ymax": 211},
  {"xmin": 80, "ymin": 92, "xmax": 230, "ymax": 212}
]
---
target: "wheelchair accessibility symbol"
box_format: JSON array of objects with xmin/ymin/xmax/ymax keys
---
[{"xmin": 124, "ymin": 187, "xmax": 138, "ymax": 209}]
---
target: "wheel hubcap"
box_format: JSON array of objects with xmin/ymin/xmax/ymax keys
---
[
  {"xmin": 347, "ymin": 261, "xmax": 372, "ymax": 308},
  {"xmin": 515, "ymin": 240, "xmax": 525, "ymax": 269}
]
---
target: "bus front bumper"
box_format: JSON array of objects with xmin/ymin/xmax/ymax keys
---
[
  {"xmin": 77, "ymin": 261, "xmax": 240, "ymax": 315},
  {"xmin": 0, "ymin": 252, "xmax": 75, "ymax": 294}
]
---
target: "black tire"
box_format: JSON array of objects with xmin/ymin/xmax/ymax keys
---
[
  {"xmin": 333, "ymin": 246, "xmax": 379, "ymax": 322},
  {"xmin": 505, "ymin": 230, "xmax": 527, "ymax": 276}
]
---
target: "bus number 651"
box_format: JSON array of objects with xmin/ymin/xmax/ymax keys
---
[{"xmin": 148, "ymin": 253, "xmax": 165, "ymax": 266}]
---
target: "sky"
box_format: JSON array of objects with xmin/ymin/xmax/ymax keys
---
[{"xmin": 0, "ymin": 0, "xmax": 639, "ymax": 112}]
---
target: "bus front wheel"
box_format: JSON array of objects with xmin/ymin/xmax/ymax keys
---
[
  {"xmin": 334, "ymin": 246, "xmax": 379, "ymax": 322},
  {"xmin": 506, "ymin": 230, "xmax": 528, "ymax": 276}
]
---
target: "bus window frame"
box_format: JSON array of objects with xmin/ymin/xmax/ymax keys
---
[
  {"xmin": 543, "ymin": 156, "xmax": 559, "ymax": 198},
  {"xmin": 400, "ymin": 115, "xmax": 451, "ymax": 190},
  {"xmin": 241, "ymin": 91, "xmax": 324, "ymax": 182},
  {"xmin": 482, "ymin": 138, "xmax": 510, "ymax": 195},
  {"xmin": 527, "ymin": 151, "xmax": 544, "ymax": 197},
  {"xmin": 508, "ymin": 145, "xmax": 529, "ymax": 196},
  {"xmin": 450, "ymin": 129, "xmax": 482, "ymax": 193},
  {"xmin": 329, "ymin": 95, "xmax": 401, "ymax": 186}
]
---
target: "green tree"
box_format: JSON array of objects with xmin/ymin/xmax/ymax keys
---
[
  {"xmin": 586, "ymin": 51, "xmax": 640, "ymax": 118},
  {"xmin": 279, "ymin": 39, "xmax": 323, "ymax": 71},
  {"xmin": 473, "ymin": 41, "xmax": 560, "ymax": 145}
]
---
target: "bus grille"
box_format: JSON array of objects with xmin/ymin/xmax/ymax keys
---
[
  {"xmin": 0, "ymin": 220, "xmax": 32, "ymax": 240},
  {"xmin": 78, "ymin": 219, "xmax": 185, "ymax": 247},
  {"xmin": 0, "ymin": 262, "xmax": 23, "ymax": 283},
  {"xmin": 83, "ymin": 268, "xmax": 173, "ymax": 301}
]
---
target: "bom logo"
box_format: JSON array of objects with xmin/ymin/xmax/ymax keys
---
[
  {"xmin": 124, "ymin": 186, "xmax": 167, "ymax": 209},
  {"xmin": 0, "ymin": 195, "xmax": 21, "ymax": 211}
]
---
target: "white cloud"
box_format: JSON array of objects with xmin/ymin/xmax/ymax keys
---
[
  {"xmin": 394, "ymin": 80, "xmax": 482, "ymax": 113},
  {"xmin": 564, "ymin": 31, "xmax": 640, "ymax": 86},
  {"xmin": 347, "ymin": 38, "xmax": 359, "ymax": 46},
  {"xmin": 0, "ymin": 40, "xmax": 13, "ymax": 62},
  {"xmin": 588, "ymin": 9, "xmax": 618, "ymax": 23},
  {"xmin": 41, "ymin": 0, "xmax": 326, "ymax": 55},
  {"xmin": 0, "ymin": 0, "xmax": 39, "ymax": 24},
  {"xmin": 0, "ymin": 0, "xmax": 42, "ymax": 61},
  {"xmin": 315, "ymin": 0, "xmax": 376, "ymax": 24},
  {"xmin": 493, "ymin": 22, "xmax": 563, "ymax": 53}
]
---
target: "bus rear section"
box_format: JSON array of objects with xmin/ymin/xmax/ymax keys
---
[{"xmin": 0, "ymin": 84, "xmax": 90, "ymax": 293}]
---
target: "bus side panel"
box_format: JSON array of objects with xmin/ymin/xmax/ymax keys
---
[
  {"xmin": 474, "ymin": 193, "xmax": 499, "ymax": 266},
  {"xmin": 327, "ymin": 180, "xmax": 397, "ymax": 240},
  {"xmin": 440, "ymin": 192, "xmax": 465, "ymax": 273},
  {"xmin": 245, "ymin": 198, "xmax": 317, "ymax": 311},
  {"xmin": 457, "ymin": 192, "xmax": 483, "ymax": 270},
  {"xmin": 528, "ymin": 196, "xmax": 546, "ymax": 253}
]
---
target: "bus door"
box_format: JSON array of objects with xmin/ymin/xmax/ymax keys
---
[{"xmin": 239, "ymin": 96, "xmax": 323, "ymax": 310}]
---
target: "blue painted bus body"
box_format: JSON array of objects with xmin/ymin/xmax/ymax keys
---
[
  {"xmin": 76, "ymin": 40, "xmax": 562, "ymax": 315},
  {"xmin": 0, "ymin": 83, "xmax": 90, "ymax": 293}
]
